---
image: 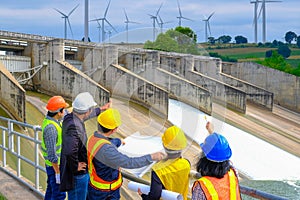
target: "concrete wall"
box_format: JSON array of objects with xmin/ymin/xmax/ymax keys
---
[
  {"xmin": 154, "ymin": 68, "xmax": 212, "ymax": 114},
  {"xmin": 118, "ymin": 50, "xmax": 212, "ymax": 114},
  {"xmin": 187, "ymin": 71, "xmax": 247, "ymax": 113},
  {"xmin": 0, "ymin": 62, "xmax": 25, "ymax": 121},
  {"xmin": 32, "ymin": 39, "xmax": 110, "ymax": 104},
  {"xmin": 222, "ymin": 62, "xmax": 300, "ymax": 112},
  {"xmin": 101, "ymin": 64, "xmax": 169, "ymax": 117},
  {"xmin": 220, "ymin": 73, "xmax": 273, "ymax": 110},
  {"xmin": 0, "ymin": 55, "xmax": 31, "ymax": 72},
  {"xmin": 76, "ymin": 44, "xmax": 118, "ymax": 82}
]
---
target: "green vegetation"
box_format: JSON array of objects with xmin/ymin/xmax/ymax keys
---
[{"xmin": 0, "ymin": 194, "xmax": 7, "ymax": 200}]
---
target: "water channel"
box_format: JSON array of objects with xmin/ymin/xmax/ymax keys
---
[{"xmin": 168, "ymin": 99, "xmax": 300, "ymax": 199}]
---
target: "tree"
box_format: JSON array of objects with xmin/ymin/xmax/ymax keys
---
[
  {"xmin": 284, "ymin": 31, "xmax": 297, "ymax": 44},
  {"xmin": 277, "ymin": 45, "xmax": 291, "ymax": 58},
  {"xmin": 208, "ymin": 37, "xmax": 216, "ymax": 44},
  {"xmin": 143, "ymin": 29, "xmax": 200, "ymax": 55},
  {"xmin": 174, "ymin": 26, "xmax": 197, "ymax": 42},
  {"xmin": 234, "ymin": 35, "xmax": 247, "ymax": 44},
  {"xmin": 265, "ymin": 50, "xmax": 273, "ymax": 58},
  {"xmin": 297, "ymin": 36, "xmax": 300, "ymax": 48},
  {"xmin": 217, "ymin": 35, "xmax": 231, "ymax": 44}
]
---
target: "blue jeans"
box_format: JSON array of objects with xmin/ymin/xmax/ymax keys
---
[
  {"xmin": 45, "ymin": 166, "xmax": 66, "ymax": 200},
  {"xmin": 67, "ymin": 173, "xmax": 89, "ymax": 200},
  {"xmin": 87, "ymin": 184, "xmax": 120, "ymax": 200}
]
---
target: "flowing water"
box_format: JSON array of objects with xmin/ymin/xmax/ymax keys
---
[{"xmin": 168, "ymin": 99, "xmax": 300, "ymax": 200}]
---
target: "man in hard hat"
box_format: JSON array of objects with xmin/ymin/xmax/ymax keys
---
[
  {"xmin": 87, "ymin": 108, "xmax": 165, "ymax": 200},
  {"xmin": 192, "ymin": 122, "xmax": 241, "ymax": 200},
  {"xmin": 138, "ymin": 126, "xmax": 191, "ymax": 200},
  {"xmin": 59, "ymin": 92, "xmax": 111, "ymax": 200},
  {"xmin": 42, "ymin": 96, "xmax": 69, "ymax": 200}
]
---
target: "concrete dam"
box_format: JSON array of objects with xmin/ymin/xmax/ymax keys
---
[{"xmin": 0, "ymin": 30, "xmax": 300, "ymax": 199}]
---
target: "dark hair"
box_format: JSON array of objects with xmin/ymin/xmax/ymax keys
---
[
  {"xmin": 98, "ymin": 123, "xmax": 112, "ymax": 133},
  {"xmin": 47, "ymin": 108, "xmax": 64, "ymax": 118},
  {"xmin": 196, "ymin": 153, "xmax": 230, "ymax": 178}
]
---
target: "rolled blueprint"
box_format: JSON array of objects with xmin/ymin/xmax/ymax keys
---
[{"xmin": 128, "ymin": 181, "xmax": 183, "ymax": 200}]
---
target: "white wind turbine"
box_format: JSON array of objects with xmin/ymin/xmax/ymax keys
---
[
  {"xmin": 176, "ymin": 0, "xmax": 192, "ymax": 27},
  {"xmin": 124, "ymin": 8, "xmax": 139, "ymax": 43},
  {"xmin": 90, "ymin": 0, "xmax": 117, "ymax": 43},
  {"xmin": 54, "ymin": 4, "xmax": 79, "ymax": 39},
  {"xmin": 251, "ymin": 0, "xmax": 282, "ymax": 43},
  {"xmin": 148, "ymin": 3, "xmax": 163, "ymax": 41},
  {"xmin": 157, "ymin": 15, "xmax": 172, "ymax": 34},
  {"xmin": 203, "ymin": 12, "xmax": 214, "ymax": 42}
]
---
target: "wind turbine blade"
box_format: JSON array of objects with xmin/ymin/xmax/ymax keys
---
[
  {"xmin": 54, "ymin": 8, "xmax": 67, "ymax": 17},
  {"xmin": 258, "ymin": 3, "xmax": 263, "ymax": 19},
  {"xmin": 104, "ymin": 0, "xmax": 111, "ymax": 18},
  {"xmin": 208, "ymin": 22, "xmax": 211, "ymax": 36},
  {"xmin": 182, "ymin": 16, "xmax": 193, "ymax": 21},
  {"xmin": 68, "ymin": 4, "xmax": 79, "ymax": 16},
  {"xmin": 207, "ymin": 12, "xmax": 214, "ymax": 20},
  {"xmin": 177, "ymin": 0, "xmax": 182, "ymax": 17},
  {"xmin": 156, "ymin": 3, "xmax": 163, "ymax": 16},
  {"xmin": 105, "ymin": 19, "xmax": 118, "ymax": 33},
  {"xmin": 124, "ymin": 8, "xmax": 129, "ymax": 22},
  {"xmin": 89, "ymin": 18, "xmax": 102, "ymax": 22},
  {"xmin": 67, "ymin": 18, "xmax": 74, "ymax": 38}
]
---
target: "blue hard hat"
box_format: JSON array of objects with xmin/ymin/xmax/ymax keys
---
[{"xmin": 200, "ymin": 133, "xmax": 232, "ymax": 162}]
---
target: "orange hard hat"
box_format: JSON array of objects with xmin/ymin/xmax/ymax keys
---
[{"xmin": 46, "ymin": 96, "xmax": 69, "ymax": 112}]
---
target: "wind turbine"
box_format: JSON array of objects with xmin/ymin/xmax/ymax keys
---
[
  {"xmin": 124, "ymin": 8, "xmax": 139, "ymax": 43},
  {"xmin": 148, "ymin": 3, "xmax": 163, "ymax": 41},
  {"xmin": 251, "ymin": 0, "xmax": 281, "ymax": 43},
  {"xmin": 54, "ymin": 4, "xmax": 79, "ymax": 39},
  {"xmin": 90, "ymin": 0, "xmax": 117, "ymax": 43},
  {"xmin": 157, "ymin": 15, "xmax": 172, "ymax": 34},
  {"xmin": 203, "ymin": 12, "xmax": 214, "ymax": 42},
  {"xmin": 176, "ymin": 0, "xmax": 192, "ymax": 27}
]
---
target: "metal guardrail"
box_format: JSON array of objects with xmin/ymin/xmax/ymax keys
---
[
  {"xmin": 0, "ymin": 116, "xmax": 289, "ymax": 200},
  {"xmin": 0, "ymin": 116, "xmax": 45, "ymax": 198}
]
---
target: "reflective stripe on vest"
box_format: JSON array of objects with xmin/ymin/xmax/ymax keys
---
[
  {"xmin": 194, "ymin": 169, "xmax": 241, "ymax": 200},
  {"xmin": 87, "ymin": 135, "xmax": 123, "ymax": 191},
  {"xmin": 41, "ymin": 118, "xmax": 62, "ymax": 166}
]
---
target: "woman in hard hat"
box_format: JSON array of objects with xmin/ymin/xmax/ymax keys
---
[
  {"xmin": 42, "ymin": 96, "xmax": 69, "ymax": 200},
  {"xmin": 87, "ymin": 108, "xmax": 165, "ymax": 200},
  {"xmin": 138, "ymin": 126, "xmax": 191, "ymax": 200},
  {"xmin": 59, "ymin": 92, "xmax": 111, "ymax": 200},
  {"xmin": 192, "ymin": 122, "xmax": 241, "ymax": 200}
]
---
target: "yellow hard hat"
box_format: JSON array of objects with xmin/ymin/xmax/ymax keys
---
[
  {"xmin": 162, "ymin": 126, "xmax": 187, "ymax": 151},
  {"xmin": 97, "ymin": 108, "xmax": 122, "ymax": 129}
]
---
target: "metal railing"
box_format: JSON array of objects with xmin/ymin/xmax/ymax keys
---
[
  {"xmin": 0, "ymin": 116, "xmax": 288, "ymax": 200},
  {"xmin": 0, "ymin": 116, "xmax": 45, "ymax": 198}
]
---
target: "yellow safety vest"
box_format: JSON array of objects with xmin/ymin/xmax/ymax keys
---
[
  {"xmin": 192, "ymin": 169, "xmax": 241, "ymax": 200},
  {"xmin": 152, "ymin": 158, "xmax": 191, "ymax": 200},
  {"xmin": 41, "ymin": 118, "xmax": 62, "ymax": 166},
  {"xmin": 87, "ymin": 135, "xmax": 123, "ymax": 191}
]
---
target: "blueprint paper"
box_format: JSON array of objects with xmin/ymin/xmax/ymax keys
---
[
  {"xmin": 118, "ymin": 132, "xmax": 164, "ymax": 177},
  {"xmin": 128, "ymin": 181, "xmax": 183, "ymax": 200}
]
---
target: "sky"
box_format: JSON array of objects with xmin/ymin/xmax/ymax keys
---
[{"xmin": 0, "ymin": 0, "xmax": 299, "ymax": 43}]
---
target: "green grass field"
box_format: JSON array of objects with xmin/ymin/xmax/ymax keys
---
[{"xmin": 207, "ymin": 46, "xmax": 300, "ymax": 68}]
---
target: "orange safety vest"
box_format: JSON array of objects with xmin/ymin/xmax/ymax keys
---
[
  {"xmin": 192, "ymin": 169, "xmax": 241, "ymax": 200},
  {"xmin": 87, "ymin": 135, "xmax": 123, "ymax": 191}
]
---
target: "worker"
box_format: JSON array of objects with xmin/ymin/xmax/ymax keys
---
[
  {"xmin": 192, "ymin": 122, "xmax": 241, "ymax": 200},
  {"xmin": 138, "ymin": 126, "xmax": 191, "ymax": 200},
  {"xmin": 87, "ymin": 108, "xmax": 165, "ymax": 200},
  {"xmin": 59, "ymin": 92, "xmax": 111, "ymax": 200},
  {"xmin": 42, "ymin": 96, "xmax": 69, "ymax": 200}
]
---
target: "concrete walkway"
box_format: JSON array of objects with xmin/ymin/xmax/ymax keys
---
[{"xmin": 0, "ymin": 168, "xmax": 42, "ymax": 200}]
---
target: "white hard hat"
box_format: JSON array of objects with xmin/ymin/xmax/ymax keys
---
[{"xmin": 72, "ymin": 92, "xmax": 97, "ymax": 113}]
